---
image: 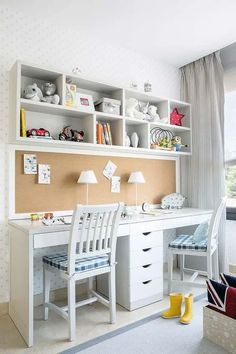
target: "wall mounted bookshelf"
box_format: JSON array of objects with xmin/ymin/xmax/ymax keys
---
[{"xmin": 9, "ymin": 61, "xmax": 192, "ymax": 156}]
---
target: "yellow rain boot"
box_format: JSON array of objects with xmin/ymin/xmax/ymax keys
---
[
  {"xmin": 180, "ymin": 293, "xmax": 193, "ymax": 324},
  {"xmin": 162, "ymin": 293, "xmax": 183, "ymax": 318}
]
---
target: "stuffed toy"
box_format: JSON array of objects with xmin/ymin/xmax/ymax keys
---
[
  {"xmin": 41, "ymin": 82, "xmax": 60, "ymax": 105},
  {"xmin": 23, "ymin": 83, "xmax": 44, "ymax": 101},
  {"xmin": 148, "ymin": 105, "xmax": 160, "ymax": 122},
  {"xmin": 125, "ymin": 98, "xmax": 145, "ymax": 120}
]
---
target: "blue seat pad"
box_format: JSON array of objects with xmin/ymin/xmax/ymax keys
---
[
  {"xmin": 169, "ymin": 234, "xmax": 207, "ymax": 251},
  {"xmin": 43, "ymin": 252, "xmax": 109, "ymax": 272}
]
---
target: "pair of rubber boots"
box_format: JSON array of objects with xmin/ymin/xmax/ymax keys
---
[{"xmin": 162, "ymin": 293, "xmax": 193, "ymax": 324}]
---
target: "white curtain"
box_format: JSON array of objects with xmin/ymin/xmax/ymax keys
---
[{"xmin": 180, "ymin": 51, "xmax": 227, "ymax": 272}]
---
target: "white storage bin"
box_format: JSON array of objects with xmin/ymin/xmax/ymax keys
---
[
  {"xmin": 95, "ymin": 97, "xmax": 121, "ymax": 115},
  {"xmin": 203, "ymin": 306, "xmax": 236, "ymax": 354}
]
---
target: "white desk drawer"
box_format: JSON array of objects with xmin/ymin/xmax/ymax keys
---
[
  {"xmin": 129, "ymin": 277, "xmax": 163, "ymax": 302},
  {"xmin": 34, "ymin": 231, "xmax": 70, "ymax": 248},
  {"xmin": 130, "ymin": 247, "xmax": 162, "ymax": 268},
  {"xmin": 130, "ymin": 231, "xmax": 163, "ymax": 250},
  {"xmin": 129, "ymin": 262, "xmax": 163, "ymax": 285}
]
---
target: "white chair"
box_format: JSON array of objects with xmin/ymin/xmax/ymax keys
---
[
  {"xmin": 43, "ymin": 202, "xmax": 123, "ymax": 341},
  {"xmin": 167, "ymin": 198, "xmax": 226, "ymax": 293}
]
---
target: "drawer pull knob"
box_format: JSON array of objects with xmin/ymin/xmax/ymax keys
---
[
  {"xmin": 142, "ymin": 280, "xmax": 152, "ymax": 284},
  {"xmin": 142, "ymin": 248, "xmax": 151, "ymax": 252},
  {"xmin": 143, "ymin": 264, "xmax": 152, "ymax": 268},
  {"xmin": 142, "ymin": 232, "xmax": 151, "ymax": 236}
]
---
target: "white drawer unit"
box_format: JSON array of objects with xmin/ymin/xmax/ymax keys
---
[{"xmin": 97, "ymin": 229, "xmax": 164, "ymax": 310}]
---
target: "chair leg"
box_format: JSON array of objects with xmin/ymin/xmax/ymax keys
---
[
  {"xmin": 68, "ymin": 278, "xmax": 76, "ymax": 341},
  {"xmin": 168, "ymin": 249, "xmax": 173, "ymax": 294},
  {"xmin": 87, "ymin": 276, "xmax": 93, "ymax": 299},
  {"xmin": 43, "ymin": 266, "xmax": 51, "ymax": 320},
  {"xmin": 207, "ymin": 254, "xmax": 213, "ymax": 280},
  {"xmin": 108, "ymin": 266, "xmax": 116, "ymax": 324},
  {"xmin": 180, "ymin": 255, "xmax": 184, "ymax": 281}
]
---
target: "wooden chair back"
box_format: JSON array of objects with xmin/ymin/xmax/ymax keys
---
[
  {"xmin": 207, "ymin": 197, "xmax": 226, "ymax": 252},
  {"xmin": 68, "ymin": 203, "xmax": 124, "ymax": 275}
]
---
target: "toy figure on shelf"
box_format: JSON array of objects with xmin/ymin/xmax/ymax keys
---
[
  {"xmin": 170, "ymin": 108, "xmax": 185, "ymax": 126},
  {"xmin": 59, "ymin": 126, "xmax": 84, "ymax": 142},
  {"xmin": 125, "ymin": 98, "xmax": 146, "ymax": 120},
  {"xmin": 71, "ymin": 129, "xmax": 84, "ymax": 142},
  {"xmin": 27, "ymin": 128, "xmax": 50, "ymax": 138},
  {"xmin": 171, "ymin": 136, "xmax": 188, "ymax": 151},
  {"xmin": 148, "ymin": 105, "xmax": 161, "ymax": 122},
  {"xmin": 23, "ymin": 83, "xmax": 44, "ymax": 102},
  {"xmin": 41, "ymin": 82, "xmax": 60, "ymax": 105},
  {"xmin": 59, "ymin": 125, "xmax": 71, "ymax": 140}
]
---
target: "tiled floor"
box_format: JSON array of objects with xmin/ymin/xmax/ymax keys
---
[{"xmin": 0, "ymin": 272, "xmax": 206, "ymax": 354}]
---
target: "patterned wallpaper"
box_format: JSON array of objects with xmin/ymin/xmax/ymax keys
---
[{"xmin": 0, "ymin": 5, "xmax": 180, "ymax": 301}]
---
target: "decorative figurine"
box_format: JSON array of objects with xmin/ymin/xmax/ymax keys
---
[
  {"xmin": 71, "ymin": 129, "xmax": 84, "ymax": 142},
  {"xmin": 148, "ymin": 105, "xmax": 161, "ymax": 122},
  {"xmin": 59, "ymin": 126, "xmax": 84, "ymax": 142},
  {"xmin": 125, "ymin": 98, "xmax": 145, "ymax": 120},
  {"xmin": 23, "ymin": 83, "xmax": 44, "ymax": 101},
  {"xmin": 125, "ymin": 132, "xmax": 131, "ymax": 147},
  {"xmin": 130, "ymin": 81, "xmax": 138, "ymax": 90},
  {"xmin": 59, "ymin": 125, "xmax": 71, "ymax": 140},
  {"xmin": 144, "ymin": 80, "xmax": 152, "ymax": 92},
  {"xmin": 170, "ymin": 108, "xmax": 185, "ymax": 126},
  {"xmin": 41, "ymin": 82, "xmax": 60, "ymax": 105},
  {"xmin": 171, "ymin": 136, "xmax": 188, "ymax": 151},
  {"xmin": 131, "ymin": 132, "xmax": 139, "ymax": 148}
]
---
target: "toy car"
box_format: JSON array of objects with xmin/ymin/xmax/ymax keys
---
[{"xmin": 27, "ymin": 128, "xmax": 50, "ymax": 137}]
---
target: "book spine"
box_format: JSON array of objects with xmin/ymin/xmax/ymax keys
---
[
  {"xmin": 96, "ymin": 123, "xmax": 103, "ymax": 144},
  {"xmin": 103, "ymin": 123, "xmax": 109, "ymax": 145},
  {"xmin": 101, "ymin": 124, "xmax": 105, "ymax": 144},
  {"xmin": 107, "ymin": 123, "xmax": 112, "ymax": 145},
  {"xmin": 20, "ymin": 108, "xmax": 26, "ymax": 137}
]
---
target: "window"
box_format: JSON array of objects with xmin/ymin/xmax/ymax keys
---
[{"xmin": 225, "ymin": 91, "xmax": 236, "ymax": 219}]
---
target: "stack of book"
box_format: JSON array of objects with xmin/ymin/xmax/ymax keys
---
[{"xmin": 96, "ymin": 122, "xmax": 113, "ymax": 145}]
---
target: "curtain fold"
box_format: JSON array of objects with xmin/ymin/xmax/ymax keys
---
[{"xmin": 180, "ymin": 51, "xmax": 227, "ymax": 272}]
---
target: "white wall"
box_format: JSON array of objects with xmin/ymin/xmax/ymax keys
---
[{"xmin": 0, "ymin": 6, "xmax": 180, "ymax": 303}]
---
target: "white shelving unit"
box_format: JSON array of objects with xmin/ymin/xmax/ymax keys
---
[{"xmin": 9, "ymin": 61, "xmax": 192, "ymax": 156}]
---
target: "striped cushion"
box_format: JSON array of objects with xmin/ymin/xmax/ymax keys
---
[
  {"xmin": 43, "ymin": 252, "xmax": 109, "ymax": 272},
  {"xmin": 169, "ymin": 234, "xmax": 207, "ymax": 251}
]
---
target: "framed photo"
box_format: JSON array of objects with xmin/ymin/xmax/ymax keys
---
[{"xmin": 76, "ymin": 93, "xmax": 94, "ymax": 112}]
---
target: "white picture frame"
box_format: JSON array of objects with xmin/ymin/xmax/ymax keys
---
[{"xmin": 76, "ymin": 93, "xmax": 95, "ymax": 112}]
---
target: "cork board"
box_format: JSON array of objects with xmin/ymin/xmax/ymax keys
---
[{"xmin": 15, "ymin": 151, "xmax": 176, "ymax": 213}]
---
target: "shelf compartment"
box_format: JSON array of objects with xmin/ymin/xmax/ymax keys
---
[
  {"xmin": 125, "ymin": 121, "xmax": 149, "ymax": 149},
  {"xmin": 20, "ymin": 108, "xmax": 94, "ymax": 144},
  {"xmin": 20, "ymin": 64, "xmax": 63, "ymax": 106},
  {"xmin": 65, "ymin": 75, "xmax": 123, "ymax": 116},
  {"xmin": 96, "ymin": 117, "xmax": 123, "ymax": 146},
  {"xmin": 169, "ymin": 100, "xmax": 191, "ymax": 129}
]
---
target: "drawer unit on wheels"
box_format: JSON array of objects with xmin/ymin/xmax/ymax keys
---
[{"xmin": 97, "ymin": 230, "xmax": 163, "ymax": 311}]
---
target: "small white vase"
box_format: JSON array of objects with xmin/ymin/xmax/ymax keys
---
[
  {"xmin": 131, "ymin": 132, "xmax": 139, "ymax": 148},
  {"xmin": 125, "ymin": 132, "xmax": 131, "ymax": 147}
]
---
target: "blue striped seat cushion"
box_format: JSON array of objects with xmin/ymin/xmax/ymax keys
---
[
  {"xmin": 169, "ymin": 234, "xmax": 207, "ymax": 251},
  {"xmin": 43, "ymin": 252, "xmax": 109, "ymax": 272}
]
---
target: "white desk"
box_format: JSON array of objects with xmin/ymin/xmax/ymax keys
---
[{"xmin": 9, "ymin": 208, "xmax": 212, "ymax": 347}]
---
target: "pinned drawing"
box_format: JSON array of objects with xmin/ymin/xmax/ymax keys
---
[
  {"xmin": 38, "ymin": 164, "xmax": 51, "ymax": 184},
  {"xmin": 24, "ymin": 154, "xmax": 37, "ymax": 174},
  {"xmin": 103, "ymin": 160, "xmax": 117, "ymax": 180}
]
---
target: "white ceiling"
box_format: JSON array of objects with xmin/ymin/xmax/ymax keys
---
[{"xmin": 2, "ymin": 0, "xmax": 236, "ymax": 67}]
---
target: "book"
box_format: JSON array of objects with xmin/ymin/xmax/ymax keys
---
[
  {"xmin": 20, "ymin": 108, "xmax": 26, "ymax": 137},
  {"xmin": 103, "ymin": 123, "xmax": 109, "ymax": 145},
  {"xmin": 107, "ymin": 123, "xmax": 112, "ymax": 145},
  {"xmin": 96, "ymin": 123, "xmax": 102, "ymax": 144}
]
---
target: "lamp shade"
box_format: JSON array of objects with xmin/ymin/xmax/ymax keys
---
[
  {"xmin": 128, "ymin": 171, "xmax": 145, "ymax": 184},
  {"xmin": 77, "ymin": 170, "xmax": 98, "ymax": 184}
]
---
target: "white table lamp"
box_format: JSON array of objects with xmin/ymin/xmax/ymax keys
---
[
  {"xmin": 77, "ymin": 170, "xmax": 98, "ymax": 204},
  {"xmin": 128, "ymin": 171, "xmax": 145, "ymax": 209}
]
